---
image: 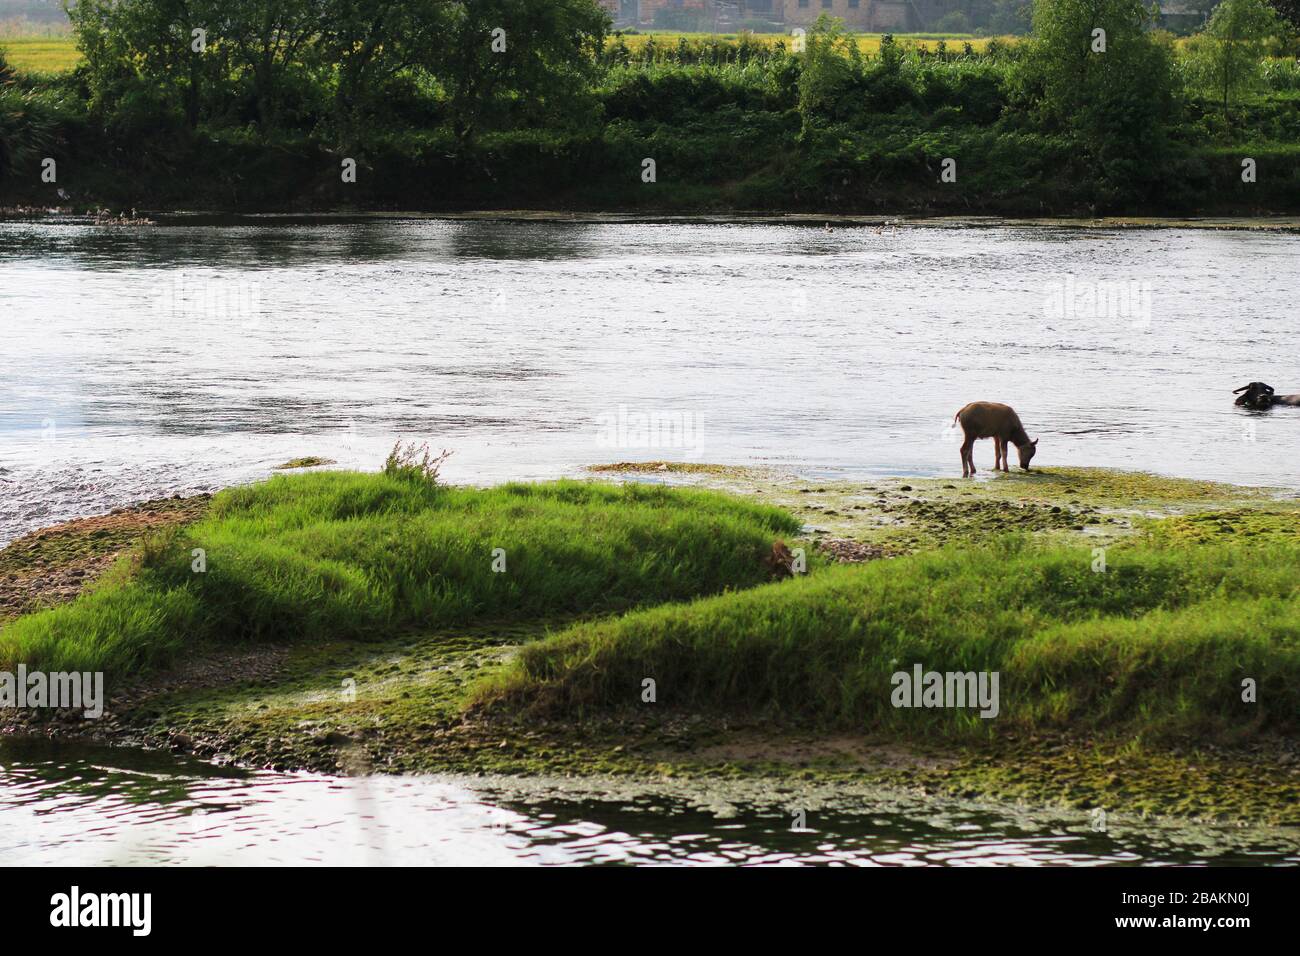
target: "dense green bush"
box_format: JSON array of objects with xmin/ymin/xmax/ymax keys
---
[{"xmin": 0, "ymin": 84, "xmax": 71, "ymax": 181}]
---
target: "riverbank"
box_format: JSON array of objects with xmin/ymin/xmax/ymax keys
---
[
  {"xmin": 7, "ymin": 208, "xmax": 1300, "ymax": 233},
  {"xmin": 1, "ymin": 463, "xmax": 1296, "ymax": 827}
]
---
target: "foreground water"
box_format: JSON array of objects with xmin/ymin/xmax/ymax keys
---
[
  {"xmin": 3, "ymin": 216, "xmax": 1300, "ymax": 544},
  {"xmin": 1, "ymin": 738, "xmax": 1295, "ymax": 866}
]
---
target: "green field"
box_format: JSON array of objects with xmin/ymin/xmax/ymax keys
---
[
  {"xmin": 0, "ymin": 35, "xmax": 81, "ymax": 73},
  {"xmin": 0, "ymin": 31, "xmax": 1001, "ymax": 75},
  {"xmin": 616, "ymin": 30, "xmax": 1012, "ymax": 53},
  {"xmin": 5, "ymin": 30, "xmax": 1232, "ymax": 76}
]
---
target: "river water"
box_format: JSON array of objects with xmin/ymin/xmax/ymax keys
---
[
  {"xmin": 2, "ymin": 216, "xmax": 1299, "ymax": 545},
  {"xmin": 1, "ymin": 737, "xmax": 1295, "ymax": 866}
]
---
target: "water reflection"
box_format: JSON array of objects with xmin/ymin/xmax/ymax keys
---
[
  {"xmin": 0, "ymin": 218, "xmax": 608, "ymax": 270},
  {"xmin": 1, "ymin": 738, "xmax": 1295, "ymax": 867}
]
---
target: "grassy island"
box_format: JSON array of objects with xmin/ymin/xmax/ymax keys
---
[{"xmin": 1, "ymin": 459, "xmax": 1297, "ymax": 826}]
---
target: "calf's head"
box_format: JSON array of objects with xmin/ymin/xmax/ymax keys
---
[{"xmin": 1016, "ymin": 438, "xmax": 1039, "ymax": 471}]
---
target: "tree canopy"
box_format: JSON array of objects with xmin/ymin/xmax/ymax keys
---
[
  {"xmin": 1187, "ymin": 0, "xmax": 1287, "ymax": 118},
  {"xmin": 65, "ymin": 0, "xmax": 610, "ymax": 146}
]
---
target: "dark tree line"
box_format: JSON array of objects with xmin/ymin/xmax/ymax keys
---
[{"xmin": 66, "ymin": 0, "xmax": 610, "ymax": 147}]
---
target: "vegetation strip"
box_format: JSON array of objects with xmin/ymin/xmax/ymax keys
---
[{"xmin": 3, "ymin": 2, "xmax": 1299, "ymax": 214}]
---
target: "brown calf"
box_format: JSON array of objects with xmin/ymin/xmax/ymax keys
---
[{"xmin": 954, "ymin": 402, "xmax": 1039, "ymax": 478}]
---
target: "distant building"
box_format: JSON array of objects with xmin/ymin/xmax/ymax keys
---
[
  {"xmin": 784, "ymin": 1, "xmax": 913, "ymax": 32},
  {"xmin": 1158, "ymin": 1, "xmax": 1217, "ymax": 32}
]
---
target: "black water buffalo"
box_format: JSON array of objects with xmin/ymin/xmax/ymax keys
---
[{"xmin": 1233, "ymin": 382, "xmax": 1300, "ymax": 410}]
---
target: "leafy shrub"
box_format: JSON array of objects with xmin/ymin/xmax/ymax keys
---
[{"xmin": 0, "ymin": 84, "xmax": 58, "ymax": 179}]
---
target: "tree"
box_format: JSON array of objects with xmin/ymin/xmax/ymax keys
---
[
  {"xmin": 431, "ymin": 0, "xmax": 609, "ymax": 149},
  {"xmin": 1017, "ymin": 0, "xmax": 1179, "ymax": 204},
  {"xmin": 62, "ymin": 0, "xmax": 612, "ymax": 143},
  {"xmin": 67, "ymin": 0, "xmax": 220, "ymax": 128},
  {"xmin": 0, "ymin": 86, "xmax": 58, "ymax": 181},
  {"xmin": 317, "ymin": 0, "xmax": 456, "ymax": 146},
  {"xmin": 796, "ymin": 14, "xmax": 855, "ymax": 132},
  {"xmin": 214, "ymin": 0, "xmax": 325, "ymax": 129},
  {"xmin": 1268, "ymin": 0, "xmax": 1299, "ymax": 29},
  {"xmin": 1186, "ymin": 0, "xmax": 1285, "ymax": 119},
  {"xmin": 934, "ymin": 12, "xmax": 973, "ymax": 32}
]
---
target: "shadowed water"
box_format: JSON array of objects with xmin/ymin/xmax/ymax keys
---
[
  {"xmin": 3, "ymin": 217, "xmax": 1299, "ymax": 544},
  {"xmin": 1, "ymin": 738, "xmax": 1295, "ymax": 866}
]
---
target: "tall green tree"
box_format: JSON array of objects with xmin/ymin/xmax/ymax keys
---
[
  {"xmin": 318, "ymin": 0, "xmax": 456, "ymax": 145},
  {"xmin": 67, "ymin": 0, "xmax": 220, "ymax": 128},
  {"xmin": 431, "ymin": 0, "xmax": 609, "ymax": 148},
  {"xmin": 213, "ymin": 0, "xmax": 325, "ymax": 129},
  {"xmin": 1268, "ymin": 0, "xmax": 1299, "ymax": 28},
  {"xmin": 796, "ymin": 14, "xmax": 855, "ymax": 132},
  {"xmin": 1017, "ymin": 0, "xmax": 1179, "ymax": 204},
  {"xmin": 1187, "ymin": 0, "xmax": 1285, "ymax": 118}
]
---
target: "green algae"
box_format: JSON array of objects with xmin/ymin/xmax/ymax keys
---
[
  {"xmin": 587, "ymin": 465, "xmax": 1278, "ymax": 556},
  {"xmin": 1146, "ymin": 506, "xmax": 1300, "ymax": 545},
  {"xmin": 116, "ymin": 639, "xmax": 1300, "ymax": 825},
  {"xmin": 969, "ymin": 467, "xmax": 1273, "ymax": 504},
  {"xmin": 0, "ymin": 496, "xmax": 209, "ymax": 578},
  {"xmin": 272, "ymin": 457, "xmax": 337, "ymax": 470},
  {"xmin": 587, "ymin": 461, "xmax": 768, "ymax": 477},
  {"xmin": 0, "ymin": 495, "xmax": 211, "ymax": 623}
]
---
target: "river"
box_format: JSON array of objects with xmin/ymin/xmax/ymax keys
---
[
  {"xmin": 2, "ymin": 216, "xmax": 1299, "ymax": 545},
  {"xmin": 1, "ymin": 737, "xmax": 1295, "ymax": 866}
]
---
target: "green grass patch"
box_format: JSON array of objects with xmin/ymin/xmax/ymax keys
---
[
  {"xmin": 0, "ymin": 472, "xmax": 801, "ymax": 677},
  {"xmin": 0, "ymin": 36, "xmax": 81, "ymax": 74},
  {"xmin": 479, "ymin": 535, "xmax": 1299, "ymax": 741}
]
